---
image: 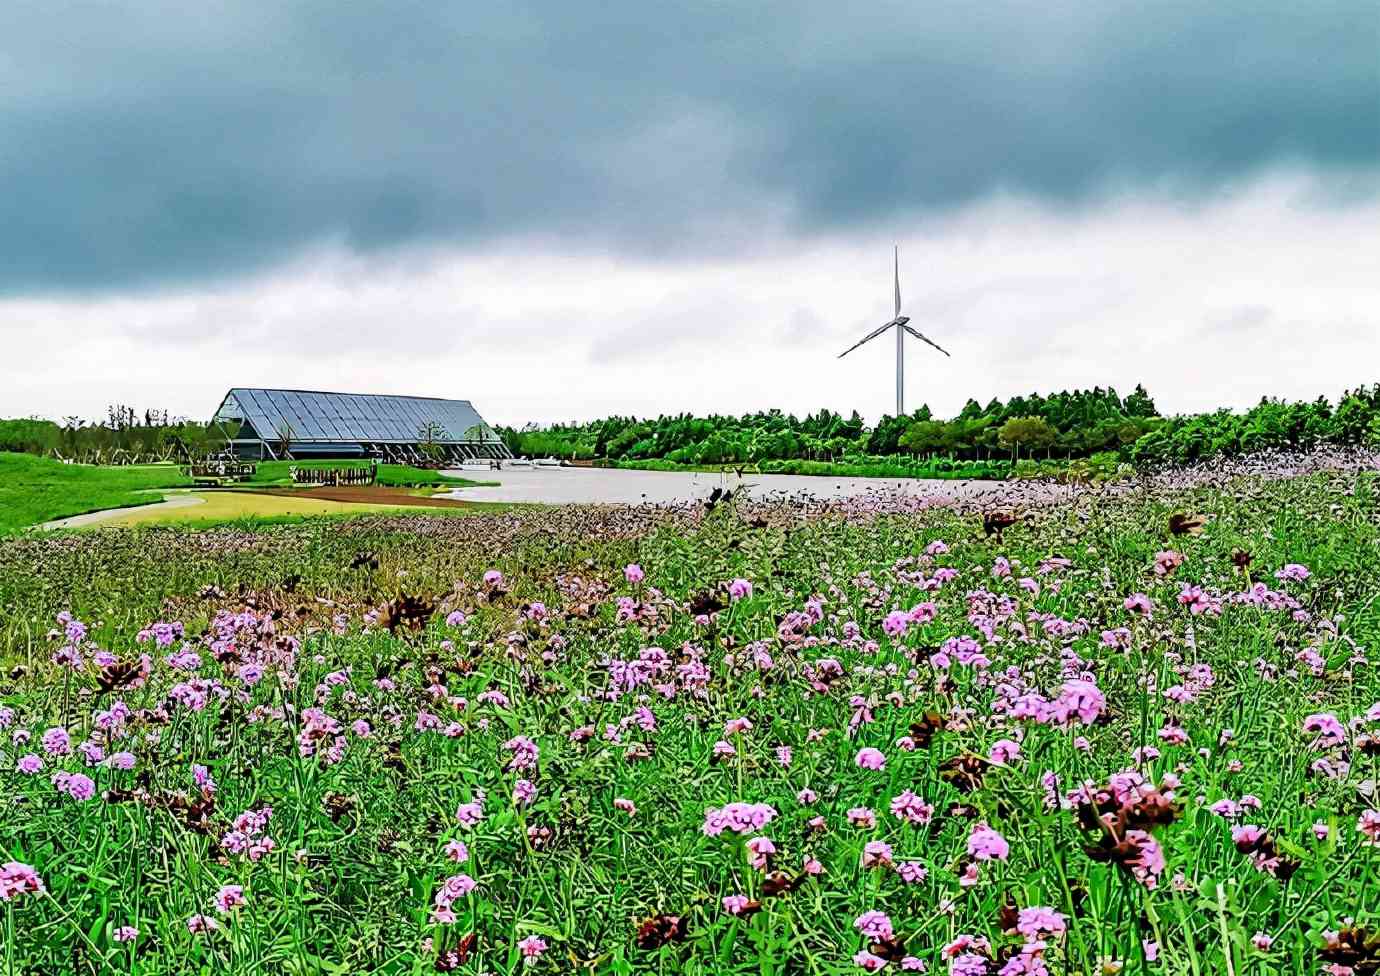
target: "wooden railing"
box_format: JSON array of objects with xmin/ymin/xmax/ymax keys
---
[
  {"xmin": 291, "ymin": 465, "xmax": 378, "ymax": 486},
  {"xmin": 184, "ymin": 462, "xmax": 256, "ymax": 482}
]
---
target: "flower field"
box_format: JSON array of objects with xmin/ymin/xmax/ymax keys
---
[{"xmin": 2, "ymin": 457, "xmax": 1379, "ymax": 975}]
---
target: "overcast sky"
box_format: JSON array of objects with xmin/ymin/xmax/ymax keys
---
[{"xmin": 1, "ymin": 1, "xmax": 1376, "ymax": 426}]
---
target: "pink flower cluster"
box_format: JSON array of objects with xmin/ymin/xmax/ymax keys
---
[{"xmin": 702, "ymin": 801, "xmax": 776, "ymax": 836}]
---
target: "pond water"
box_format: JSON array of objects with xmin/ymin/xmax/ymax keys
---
[{"xmin": 439, "ymin": 465, "xmax": 1005, "ymax": 505}]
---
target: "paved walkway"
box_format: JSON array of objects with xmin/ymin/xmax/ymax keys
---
[{"xmin": 40, "ymin": 493, "xmax": 206, "ymax": 529}]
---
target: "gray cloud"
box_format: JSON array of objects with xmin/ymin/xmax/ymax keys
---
[
  {"xmin": 1206, "ymin": 305, "xmax": 1273, "ymax": 334},
  {"xmin": 0, "ymin": 1, "xmax": 1375, "ymax": 294}
]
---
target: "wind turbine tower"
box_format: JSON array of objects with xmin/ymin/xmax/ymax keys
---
[{"xmin": 838, "ymin": 246, "xmax": 950, "ymax": 416}]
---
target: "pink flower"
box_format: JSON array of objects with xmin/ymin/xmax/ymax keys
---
[
  {"xmin": 847, "ymin": 807, "xmax": 877, "ymax": 829},
  {"xmin": 1054, "ymin": 679, "xmax": 1106, "ymax": 725},
  {"xmin": 1125, "ymin": 830, "xmax": 1165, "ymax": 888},
  {"xmin": 504, "ymin": 735, "xmax": 540, "ymax": 772},
  {"xmin": 890, "ymin": 790, "xmax": 935, "ymax": 825},
  {"xmin": 16, "ymin": 754, "xmax": 41, "ymax": 774},
  {"xmin": 722, "ymin": 894, "xmax": 751, "ymax": 915},
  {"xmin": 517, "ymin": 934, "xmax": 548, "ymax": 960},
  {"xmin": 1101, "ymin": 627, "xmax": 1133, "ymax": 649},
  {"xmin": 513, "ymin": 778, "xmax": 537, "ymax": 807},
  {"xmin": 61, "ymin": 773, "xmax": 95, "ymax": 800},
  {"xmin": 853, "ymin": 949, "xmax": 888, "ymax": 971},
  {"xmin": 186, "ymin": 913, "xmax": 219, "ymax": 934},
  {"xmin": 703, "ymin": 801, "xmax": 777, "ymax": 836},
  {"xmin": 455, "ymin": 800, "xmax": 485, "ymax": 827},
  {"xmin": 1304, "ymin": 713, "xmax": 1346, "ymax": 748},
  {"xmin": 967, "ymin": 823, "xmax": 1010, "ymax": 862},
  {"xmin": 483, "ymin": 569, "xmax": 503, "ymax": 586},
  {"xmin": 909, "ymin": 601, "xmax": 937, "ymax": 623},
  {"xmin": 724, "ymin": 717, "xmax": 753, "ymax": 736},
  {"xmin": 1178, "ymin": 584, "xmax": 1213, "ymax": 615},
  {"xmin": 895, "ymin": 861, "xmax": 928, "ymax": 883},
  {"xmin": 1016, "ymin": 907, "xmax": 1067, "ymax": 939},
  {"xmin": 433, "ymin": 873, "xmax": 476, "ymax": 917},
  {"xmin": 444, "ymin": 840, "xmax": 469, "ymax": 863},
  {"xmin": 1358, "ymin": 809, "xmax": 1380, "ymax": 844},
  {"xmin": 41, "ymin": 727, "xmax": 71, "ymax": 756},
  {"xmin": 989, "ymin": 739, "xmax": 1021, "ymax": 765},
  {"xmin": 624, "ymin": 564, "xmax": 645, "ymax": 584},
  {"xmin": 1153, "ymin": 550, "xmax": 1183, "ymax": 576},
  {"xmin": 1251, "ymin": 931, "xmax": 1274, "ymax": 951},
  {"xmin": 942, "ymin": 935, "xmax": 991, "ymax": 960},
  {"xmin": 855, "ymin": 747, "xmax": 886, "ymax": 771},
  {"xmin": 193, "ymin": 764, "xmax": 216, "ymax": 794},
  {"xmin": 614, "ymin": 797, "xmax": 637, "ymax": 817},
  {"xmin": 950, "ymin": 952, "xmax": 988, "ymax": 975},
  {"xmin": 745, "ymin": 836, "xmax": 776, "ymax": 871},
  {"xmin": 854, "ymin": 910, "xmax": 894, "ymax": 941},
  {"xmin": 1209, "ymin": 799, "xmax": 1240, "ymax": 820},
  {"xmin": 861, "ymin": 840, "xmax": 893, "ymax": 869},
  {"xmin": 1124, "ymin": 593, "xmax": 1154, "ymax": 615},
  {"xmin": 113, "ymin": 925, "xmax": 138, "ymax": 943},
  {"xmin": 214, "ymin": 884, "xmax": 246, "ymax": 914},
  {"xmin": 728, "ymin": 578, "xmax": 753, "ymax": 601},
  {"xmin": 0, "ymin": 861, "xmax": 45, "ymax": 900}
]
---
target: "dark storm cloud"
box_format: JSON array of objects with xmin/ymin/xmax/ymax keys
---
[{"xmin": 0, "ymin": 0, "xmax": 1375, "ymax": 292}]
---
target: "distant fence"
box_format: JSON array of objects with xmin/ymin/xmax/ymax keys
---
[
  {"xmin": 185, "ymin": 462, "xmax": 256, "ymax": 482},
  {"xmin": 291, "ymin": 464, "xmax": 378, "ymax": 487}
]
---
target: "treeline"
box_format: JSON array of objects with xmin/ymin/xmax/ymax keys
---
[
  {"xmin": 499, "ymin": 384, "xmax": 1380, "ymax": 470},
  {"xmin": 6, "ymin": 385, "xmax": 1379, "ymax": 473},
  {"xmin": 0, "ymin": 405, "xmax": 218, "ymax": 464}
]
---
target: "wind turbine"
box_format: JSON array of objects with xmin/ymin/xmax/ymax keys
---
[{"xmin": 838, "ymin": 246, "xmax": 950, "ymax": 416}]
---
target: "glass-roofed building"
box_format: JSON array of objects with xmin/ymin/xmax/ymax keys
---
[{"xmin": 210, "ymin": 388, "xmax": 511, "ymax": 462}]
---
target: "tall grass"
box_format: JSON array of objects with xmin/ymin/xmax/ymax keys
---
[{"xmin": 0, "ymin": 472, "xmax": 1377, "ymax": 973}]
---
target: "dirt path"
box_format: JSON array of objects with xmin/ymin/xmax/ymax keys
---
[{"xmin": 247, "ymin": 486, "xmax": 479, "ymax": 508}]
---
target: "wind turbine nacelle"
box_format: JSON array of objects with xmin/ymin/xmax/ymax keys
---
[{"xmin": 894, "ymin": 315, "xmax": 910, "ymax": 327}]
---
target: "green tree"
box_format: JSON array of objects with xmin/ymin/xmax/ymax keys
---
[
  {"xmin": 997, "ymin": 416, "xmax": 1056, "ymax": 461},
  {"xmin": 1125, "ymin": 384, "xmax": 1158, "ymax": 418}
]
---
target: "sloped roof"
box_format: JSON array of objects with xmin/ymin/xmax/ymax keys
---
[{"xmin": 211, "ymin": 388, "xmax": 498, "ymax": 444}]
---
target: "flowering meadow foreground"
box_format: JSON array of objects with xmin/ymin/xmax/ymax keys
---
[{"xmin": 2, "ymin": 457, "xmax": 1380, "ymax": 975}]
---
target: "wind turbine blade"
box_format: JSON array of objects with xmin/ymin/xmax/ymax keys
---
[
  {"xmin": 837, "ymin": 319, "xmax": 900, "ymax": 359},
  {"xmin": 894, "ymin": 245, "xmax": 901, "ymax": 318},
  {"xmin": 902, "ymin": 324, "xmax": 951, "ymax": 357}
]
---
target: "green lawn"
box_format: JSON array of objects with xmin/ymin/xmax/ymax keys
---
[
  {"xmin": 0, "ymin": 453, "xmax": 497, "ymax": 533},
  {"xmin": 0, "ymin": 453, "xmax": 192, "ymax": 533}
]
